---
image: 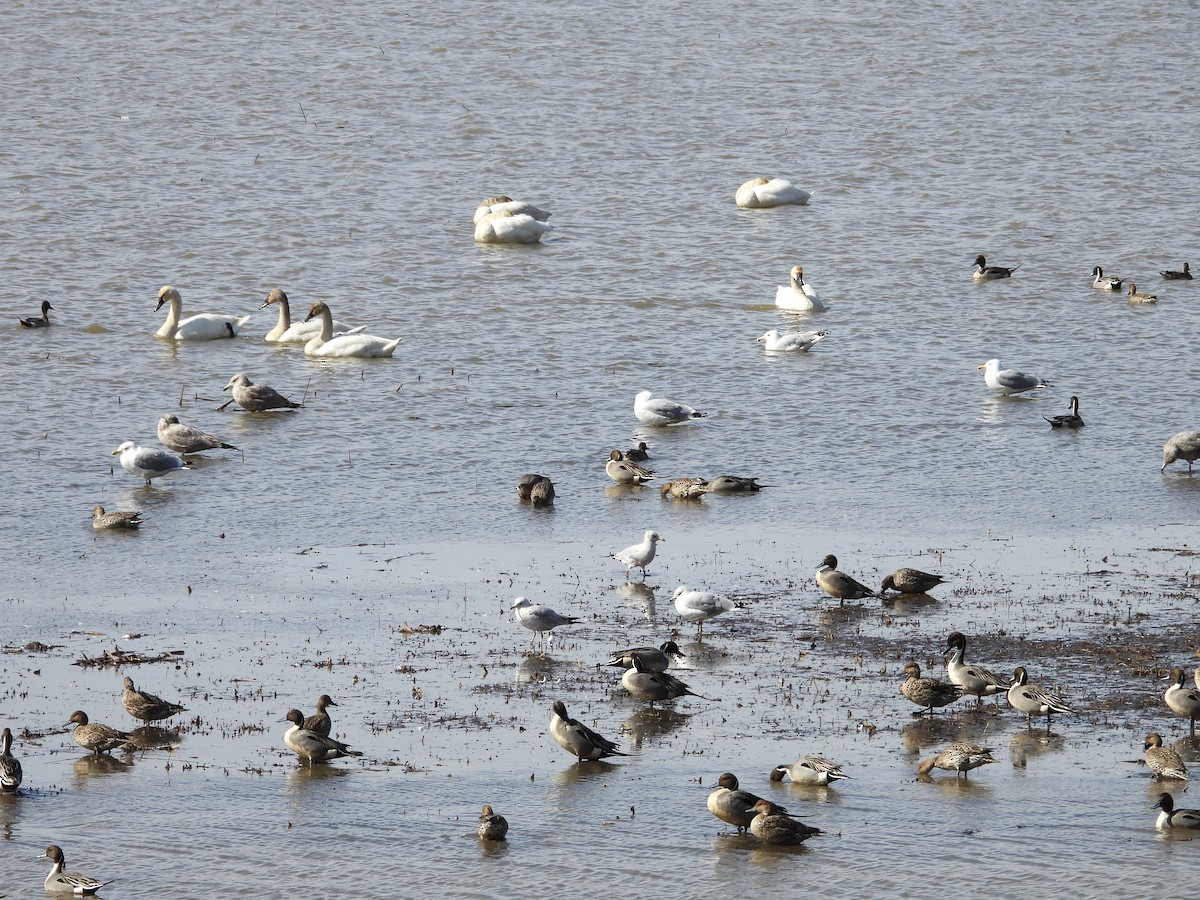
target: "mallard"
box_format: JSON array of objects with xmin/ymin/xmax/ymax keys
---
[
  {"xmin": 900, "ymin": 662, "xmax": 962, "ymax": 714},
  {"xmin": 769, "ymin": 755, "xmax": 849, "ymax": 785},
  {"xmin": 549, "ymin": 700, "xmax": 626, "ymax": 761},
  {"xmin": 815, "ymin": 554, "xmax": 879, "ymax": 605},
  {"xmin": 282, "ymin": 709, "xmax": 362, "ymax": 764},
  {"xmin": 917, "ymin": 743, "xmax": 996, "ymax": 778},
  {"xmin": 1007, "ymin": 666, "xmax": 1072, "ymax": 729},
  {"xmin": 477, "ymin": 804, "xmax": 509, "ymax": 840},
  {"xmin": 121, "ymin": 676, "xmax": 186, "ymax": 723}
]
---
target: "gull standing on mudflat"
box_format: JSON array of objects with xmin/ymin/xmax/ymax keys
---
[
  {"xmin": 757, "ymin": 328, "xmax": 829, "ymax": 352},
  {"xmin": 282, "ymin": 709, "xmax": 363, "ymax": 764},
  {"xmin": 1161, "ymin": 432, "xmax": 1200, "ymax": 473},
  {"xmin": 112, "ymin": 441, "xmax": 190, "ymax": 485},
  {"xmin": 978, "ymin": 358, "xmax": 1050, "ymax": 396},
  {"xmin": 633, "ymin": 390, "xmax": 706, "ymax": 426},
  {"xmin": 880, "ymin": 568, "xmax": 945, "ymax": 595},
  {"xmin": 944, "ymin": 632, "xmax": 1011, "ymax": 703},
  {"xmin": 91, "ymin": 505, "xmax": 143, "ymax": 530},
  {"xmin": 549, "ymin": 700, "xmax": 626, "ymax": 761},
  {"xmin": 1165, "ymin": 667, "xmax": 1200, "ymax": 735},
  {"xmin": 19, "ymin": 300, "xmax": 53, "ymax": 327},
  {"xmin": 672, "ymin": 585, "xmax": 734, "ymax": 636},
  {"xmin": 155, "ymin": 285, "xmax": 250, "ymax": 340},
  {"xmin": 511, "ymin": 597, "xmax": 581, "ymax": 649},
  {"xmin": 157, "ymin": 414, "xmax": 238, "ymax": 455},
  {"xmin": 222, "ymin": 373, "xmax": 301, "ymax": 412},
  {"xmin": 1007, "ymin": 666, "xmax": 1072, "ymax": 730},
  {"xmin": 900, "ymin": 662, "xmax": 962, "ymax": 715},
  {"xmin": 612, "ymin": 530, "xmax": 662, "ymax": 577},
  {"xmin": 770, "ymin": 755, "xmax": 850, "ymax": 785},
  {"xmin": 774, "ymin": 264, "xmax": 825, "ymax": 312},
  {"xmin": 1144, "ymin": 732, "xmax": 1188, "ymax": 780},
  {"xmin": 1044, "ymin": 395, "xmax": 1084, "ymax": 429},
  {"xmin": 815, "ymin": 554, "xmax": 879, "ymax": 605},
  {"xmin": 606, "ymin": 450, "xmax": 655, "ymax": 484},
  {"xmin": 972, "ymin": 254, "xmax": 1019, "ymax": 281}
]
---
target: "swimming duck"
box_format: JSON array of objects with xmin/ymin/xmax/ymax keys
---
[
  {"xmin": 517, "ymin": 473, "xmax": 548, "ymax": 501},
  {"xmin": 972, "ymin": 255, "xmax": 1019, "ymax": 281},
  {"xmin": 157, "ymin": 414, "xmax": 238, "ymax": 455},
  {"xmin": 660, "ymin": 477, "xmax": 708, "ymax": 500},
  {"xmin": 978, "ymin": 358, "xmax": 1050, "ymax": 395},
  {"xmin": 604, "ymin": 641, "xmax": 685, "ymax": 673},
  {"xmin": 917, "ymin": 742, "xmax": 997, "ymax": 778},
  {"xmin": 944, "ymin": 632, "xmax": 1011, "ymax": 702},
  {"xmin": 302, "ymin": 695, "xmax": 337, "ymax": 736},
  {"xmin": 774, "ymin": 265, "xmax": 826, "ymax": 312},
  {"xmin": 1161, "ymin": 262, "xmax": 1192, "ymax": 280},
  {"xmin": 750, "ymin": 799, "xmax": 822, "ymax": 845},
  {"xmin": 111, "ymin": 441, "xmax": 190, "ymax": 485},
  {"xmin": 703, "ymin": 475, "xmax": 764, "ymax": 493},
  {"xmin": 633, "ymin": 390, "xmax": 707, "ymax": 426},
  {"xmin": 757, "ymin": 328, "xmax": 829, "ymax": 352},
  {"xmin": 529, "ymin": 477, "xmax": 554, "ymax": 507},
  {"xmin": 1144, "ymin": 732, "xmax": 1188, "ymax": 780},
  {"xmin": 473, "ymin": 196, "xmax": 551, "ymax": 225},
  {"xmin": 1127, "ymin": 283, "xmax": 1158, "ymax": 304},
  {"xmin": 900, "ymin": 662, "xmax": 963, "ymax": 714},
  {"xmin": 1161, "ymin": 431, "xmax": 1200, "ymax": 473},
  {"xmin": 621, "ymin": 656, "xmax": 712, "ymax": 705},
  {"xmin": 261, "ymin": 288, "xmax": 362, "ymax": 342},
  {"xmin": 1043, "ymin": 395, "xmax": 1084, "ymax": 429},
  {"xmin": 881, "ymin": 568, "xmax": 945, "ymax": 595},
  {"xmin": 735, "ymin": 177, "xmax": 810, "ymax": 208},
  {"xmin": 1153, "ymin": 792, "xmax": 1200, "ymax": 830},
  {"xmin": 1165, "ymin": 667, "xmax": 1200, "ymax": 735},
  {"xmin": 39, "ymin": 845, "xmax": 109, "ymax": 895},
  {"xmin": 477, "ymin": 804, "xmax": 509, "ymax": 840},
  {"xmin": 19, "ymin": 300, "xmax": 53, "ymax": 327},
  {"xmin": 1, "ymin": 727, "xmax": 21, "ymax": 792},
  {"xmin": 769, "ymin": 755, "xmax": 850, "ymax": 785},
  {"xmin": 1007, "ymin": 666, "xmax": 1072, "ymax": 729},
  {"xmin": 474, "ymin": 209, "xmax": 552, "ymax": 244},
  {"xmin": 283, "ymin": 709, "xmax": 363, "ymax": 764},
  {"xmin": 606, "ymin": 450, "xmax": 655, "ymax": 485},
  {"xmin": 625, "ymin": 441, "xmax": 651, "ymax": 462},
  {"xmin": 549, "ymin": 700, "xmax": 626, "ymax": 761},
  {"xmin": 68, "ymin": 710, "xmax": 133, "ymax": 755},
  {"xmin": 304, "ymin": 301, "xmax": 402, "ymax": 358},
  {"xmin": 222, "ymin": 372, "xmax": 301, "ymax": 412},
  {"xmin": 1090, "ymin": 266, "xmax": 1123, "ymax": 291},
  {"xmin": 672, "ymin": 585, "xmax": 734, "ymax": 636},
  {"xmin": 815, "ymin": 554, "xmax": 879, "ymax": 605},
  {"xmin": 707, "ymin": 773, "xmax": 784, "ymax": 832},
  {"xmin": 154, "ymin": 285, "xmax": 250, "ymax": 340},
  {"xmin": 121, "ymin": 676, "xmax": 186, "ymax": 723},
  {"xmin": 612, "ymin": 530, "xmax": 663, "ymax": 577},
  {"xmin": 90, "ymin": 505, "xmax": 144, "ymax": 530}
]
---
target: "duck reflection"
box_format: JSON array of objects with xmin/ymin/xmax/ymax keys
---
[
  {"xmin": 900, "ymin": 717, "xmax": 963, "ymax": 754},
  {"xmin": 127, "ymin": 726, "xmax": 182, "ymax": 752},
  {"xmin": 1009, "ymin": 729, "xmax": 1066, "ymax": 768},
  {"xmin": 73, "ymin": 753, "xmax": 133, "ymax": 780},
  {"xmin": 550, "ymin": 759, "xmax": 623, "ymax": 791},
  {"xmin": 516, "ymin": 653, "xmax": 569, "ymax": 684},
  {"xmin": 615, "ymin": 581, "xmax": 656, "ymax": 619},
  {"xmin": 621, "ymin": 707, "xmax": 690, "ymax": 750},
  {"xmin": 883, "ymin": 592, "xmax": 939, "ymax": 615},
  {"xmin": 478, "ymin": 838, "xmax": 511, "ymax": 860},
  {"xmin": 287, "ymin": 764, "xmax": 354, "ymax": 791}
]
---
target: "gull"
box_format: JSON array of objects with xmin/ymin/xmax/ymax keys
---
[
  {"xmin": 1127, "ymin": 283, "xmax": 1158, "ymax": 304},
  {"xmin": 612, "ymin": 530, "xmax": 662, "ymax": 578},
  {"xmin": 112, "ymin": 441, "xmax": 190, "ymax": 485},
  {"xmin": 1090, "ymin": 266, "xmax": 1123, "ymax": 291},
  {"xmin": 511, "ymin": 597, "xmax": 580, "ymax": 650},
  {"xmin": 1044, "ymin": 395, "xmax": 1084, "ymax": 428},
  {"xmin": 757, "ymin": 328, "xmax": 829, "ymax": 352},
  {"xmin": 672, "ymin": 585, "xmax": 734, "ymax": 636},
  {"xmin": 735, "ymin": 177, "xmax": 810, "ymax": 208},
  {"xmin": 549, "ymin": 700, "xmax": 626, "ymax": 761},
  {"xmin": 606, "ymin": 450, "xmax": 655, "ymax": 484},
  {"xmin": 978, "ymin": 358, "xmax": 1050, "ymax": 395},
  {"xmin": 972, "ymin": 254, "xmax": 1020, "ymax": 281},
  {"xmin": 1161, "ymin": 432, "xmax": 1200, "ymax": 473},
  {"xmin": 633, "ymin": 390, "xmax": 706, "ymax": 426},
  {"xmin": 815, "ymin": 554, "xmax": 879, "ymax": 605},
  {"xmin": 157, "ymin": 414, "xmax": 238, "ymax": 455},
  {"xmin": 774, "ymin": 265, "xmax": 825, "ymax": 312},
  {"xmin": 880, "ymin": 568, "xmax": 945, "ymax": 595},
  {"xmin": 917, "ymin": 743, "xmax": 997, "ymax": 778},
  {"xmin": 283, "ymin": 709, "xmax": 363, "ymax": 765},
  {"xmin": 1160, "ymin": 262, "xmax": 1192, "ymax": 280},
  {"xmin": 91, "ymin": 505, "xmax": 143, "ymax": 530},
  {"xmin": 19, "ymin": 300, "xmax": 53, "ymax": 327},
  {"xmin": 1007, "ymin": 666, "xmax": 1072, "ymax": 730},
  {"xmin": 222, "ymin": 373, "xmax": 300, "ymax": 412}
]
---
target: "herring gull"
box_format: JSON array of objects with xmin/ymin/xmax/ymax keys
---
[
  {"xmin": 1161, "ymin": 431, "xmax": 1200, "ymax": 473},
  {"xmin": 672, "ymin": 585, "xmax": 734, "ymax": 635},
  {"xmin": 222, "ymin": 373, "xmax": 300, "ymax": 412},
  {"xmin": 634, "ymin": 390, "xmax": 706, "ymax": 426},
  {"xmin": 978, "ymin": 358, "xmax": 1049, "ymax": 395},
  {"xmin": 757, "ymin": 328, "xmax": 828, "ymax": 352},
  {"xmin": 157, "ymin": 414, "xmax": 238, "ymax": 454},
  {"xmin": 111, "ymin": 441, "xmax": 190, "ymax": 485}
]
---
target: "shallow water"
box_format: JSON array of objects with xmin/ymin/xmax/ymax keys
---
[{"xmin": 3, "ymin": 0, "xmax": 1200, "ymax": 896}]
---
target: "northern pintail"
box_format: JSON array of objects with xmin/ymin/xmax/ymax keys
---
[
  {"xmin": 516, "ymin": 473, "xmax": 555, "ymax": 506},
  {"xmin": 633, "ymin": 390, "xmax": 706, "ymax": 426},
  {"xmin": 157, "ymin": 414, "xmax": 237, "ymax": 455},
  {"xmin": 1164, "ymin": 667, "xmax": 1200, "ymax": 735},
  {"xmin": 303, "ymin": 301, "xmax": 402, "ymax": 358},
  {"xmin": 750, "ymin": 799, "xmax": 822, "ymax": 845},
  {"xmin": 769, "ymin": 755, "xmax": 849, "ymax": 785},
  {"xmin": 900, "ymin": 662, "xmax": 962, "ymax": 714},
  {"xmin": 283, "ymin": 709, "xmax": 363, "ymax": 764},
  {"xmin": 612, "ymin": 530, "xmax": 662, "ymax": 577},
  {"xmin": 703, "ymin": 475, "xmax": 764, "ymax": 493},
  {"xmin": 1007, "ymin": 666, "xmax": 1072, "ymax": 729},
  {"xmin": 473, "ymin": 196, "xmax": 551, "ymax": 225},
  {"xmin": 477, "ymin": 804, "xmax": 509, "ymax": 840},
  {"xmin": 549, "ymin": 700, "xmax": 626, "ymax": 761},
  {"xmin": 707, "ymin": 773, "xmax": 788, "ymax": 832},
  {"xmin": 261, "ymin": 287, "xmax": 362, "ymax": 342},
  {"xmin": 757, "ymin": 328, "xmax": 828, "ymax": 352},
  {"xmin": 1090, "ymin": 266, "xmax": 1123, "ymax": 291},
  {"xmin": 1160, "ymin": 262, "xmax": 1192, "ymax": 280},
  {"xmin": 121, "ymin": 676, "xmax": 186, "ymax": 723},
  {"xmin": 621, "ymin": 657, "xmax": 713, "ymax": 705},
  {"xmin": 19, "ymin": 300, "xmax": 53, "ymax": 327},
  {"xmin": 222, "ymin": 373, "xmax": 301, "ymax": 411},
  {"xmin": 815, "ymin": 554, "xmax": 879, "ymax": 605},
  {"xmin": 917, "ymin": 742, "xmax": 996, "ymax": 778},
  {"xmin": 972, "ymin": 254, "xmax": 1019, "ymax": 281},
  {"xmin": 1043, "ymin": 395, "xmax": 1084, "ymax": 428},
  {"xmin": 1161, "ymin": 431, "xmax": 1200, "ymax": 473},
  {"xmin": 774, "ymin": 265, "xmax": 825, "ymax": 312},
  {"xmin": 90, "ymin": 505, "xmax": 144, "ymax": 530},
  {"xmin": 1153, "ymin": 792, "xmax": 1200, "ymax": 830},
  {"xmin": 625, "ymin": 441, "xmax": 650, "ymax": 461},
  {"xmin": 1, "ymin": 727, "xmax": 21, "ymax": 792},
  {"xmin": 39, "ymin": 845, "xmax": 110, "ymax": 895},
  {"xmin": 672, "ymin": 585, "xmax": 735, "ymax": 636},
  {"xmin": 302, "ymin": 695, "xmax": 337, "ymax": 736},
  {"xmin": 111, "ymin": 441, "xmax": 190, "ymax": 485},
  {"xmin": 1144, "ymin": 732, "xmax": 1188, "ymax": 780},
  {"xmin": 944, "ymin": 632, "xmax": 1011, "ymax": 702},
  {"xmin": 1126, "ymin": 283, "xmax": 1158, "ymax": 304},
  {"xmin": 606, "ymin": 450, "xmax": 655, "ymax": 485},
  {"xmin": 604, "ymin": 641, "xmax": 684, "ymax": 673},
  {"xmin": 735, "ymin": 177, "xmax": 811, "ymax": 208},
  {"xmin": 155, "ymin": 285, "xmax": 249, "ymax": 340},
  {"xmin": 881, "ymin": 568, "xmax": 945, "ymax": 595},
  {"xmin": 68, "ymin": 710, "xmax": 133, "ymax": 756},
  {"xmin": 517, "ymin": 473, "xmax": 547, "ymax": 501},
  {"xmin": 660, "ymin": 477, "xmax": 708, "ymax": 500},
  {"xmin": 978, "ymin": 358, "xmax": 1050, "ymax": 395}
]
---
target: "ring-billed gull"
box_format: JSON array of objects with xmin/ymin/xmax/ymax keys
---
[
  {"xmin": 703, "ymin": 475, "xmax": 763, "ymax": 493},
  {"xmin": 900, "ymin": 662, "xmax": 962, "ymax": 715},
  {"xmin": 477, "ymin": 805, "xmax": 509, "ymax": 841},
  {"xmin": 19, "ymin": 300, "xmax": 53, "ymax": 327},
  {"xmin": 91, "ymin": 505, "xmax": 143, "ymax": 530},
  {"xmin": 550, "ymin": 700, "xmax": 626, "ymax": 761},
  {"xmin": 304, "ymin": 302, "xmax": 401, "ymax": 358},
  {"xmin": 672, "ymin": 585, "xmax": 734, "ymax": 635},
  {"xmin": 511, "ymin": 597, "xmax": 580, "ymax": 650},
  {"xmin": 1090, "ymin": 266, "xmax": 1123, "ymax": 291},
  {"xmin": 972, "ymin": 255, "xmax": 1020, "ymax": 281},
  {"xmin": 604, "ymin": 641, "xmax": 684, "ymax": 673},
  {"xmin": 750, "ymin": 800, "xmax": 823, "ymax": 845},
  {"xmin": 112, "ymin": 441, "xmax": 190, "ymax": 485},
  {"xmin": 282, "ymin": 709, "xmax": 363, "ymax": 765},
  {"xmin": 121, "ymin": 676, "xmax": 186, "ymax": 723},
  {"xmin": 880, "ymin": 568, "xmax": 945, "ymax": 595},
  {"xmin": 1127, "ymin": 283, "xmax": 1159, "ymax": 304},
  {"xmin": 606, "ymin": 450, "xmax": 655, "ymax": 484},
  {"xmin": 774, "ymin": 265, "xmax": 825, "ymax": 312},
  {"xmin": 222, "ymin": 373, "xmax": 300, "ymax": 412},
  {"xmin": 302, "ymin": 695, "xmax": 337, "ymax": 736},
  {"xmin": 634, "ymin": 390, "xmax": 706, "ymax": 426},
  {"xmin": 39, "ymin": 846, "xmax": 109, "ymax": 896},
  {"xmin": 1161, "ymin": 431, "xmax": 1200, "ymax": 472},
  {"xmin": 707, "ymin": 773, "xmax": 785, "ymax": 832},
  {"xmin": 1161, "ymin": 262, "xmax": 1192, "ymax": 280},
  {"xmin": 917, "ymin": 744, "xmax": 996, "ymax": 778},
  {"xmin": 1165, "ymin": 668, "xmax": 1200, "ymax": 735},
  {"xmin": 735, "ymin": 177, "xmax": 810, "ymax": 208},
  {"xmin": 757, "ymin": 328, "xmax": 828, "ymax": 352},
  {"xmin": 473, "ymin": 196, "xmax": 551, "ymax": 225},
  {"xmin": 815, "ymin": 555, "xmax": 879, "ymax": 605},
  {"xmin": 944, "ymin": 632, "xmax": 1011, "ymax": 703},
  {"xmin": 1043, "ymin": 395, "xmax": 1084, "ymax": 429},
  {"xmin": 978, "ymin": 359, "xmax": 1050, "ymax": 396},
  {"xmin": 1153, "ymin": 793, "xmax": 1200, "ymax": 830},
  {"xmin": 1008, "ymin": 666, "xmax": 1072, "ymax": 730},
  {"xmin": 1143, "ymin": 733, "xmax": 1188, "ymax": 781},
  {"xmin": 770, "ymin": 755, "xmax": 850, "ymax": 785},
  {"xmin": 157, "ymin": 414, "xmax": 238, "ymax": 455},
  {"xmin": 660, "ymin": 478, "xmax": 707, "ymax": 500},
  {"xmin": 261, "ymin": 288, "xmax": 362, "ymax": 343},
  {"xmin": 613, "ymin": 530, "xmax": 662, "ymax": 578},
  {"xmin": 155, "ymin": 285, "xmax": 250, "ymax": 340}
]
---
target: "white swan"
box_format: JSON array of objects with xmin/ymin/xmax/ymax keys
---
[
  {"xmin": 473, "ymin": 196, "xmax": 551, "ymax": 225},
  {"xmin": 735, "ymin": 177, "xmax": 810, "ymax": 209},
  {"xmin": 474, "ymin": 210, "xmax": 552, "ymax": 244},
  {"xmin": 774, "ymin": 265, "xmax": 825, "ymax": 311},
  {"xmin": 154, "ymin": 286, "xmax": 250, "ymax": 340},
  {"xmin": 261, "ymin": 288, "xmax": 364, "ymax": 343},
  {"xmin": 303, "ymin": 302, "xmax": 402, "ymax": 358},
  {"xmin": 757, "ymin": 328, "xmax": 829, "ymax": 352}
]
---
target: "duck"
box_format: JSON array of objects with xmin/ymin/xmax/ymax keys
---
[
  {"xmin": 282, "ymin": 709, "xmax": 363, "ymax": 764},
  {"xmin": 473, "ymin": 196, "xmax": 551, "ymax": 225},
  {"xmin": 90, "ymin": 505, "xmax": 144, "ymax": 530},
  {"xmin": 707, "ymin": 773, "xmax": 782, "ymax": 832},
  {"xmin": 39, "ymin": 845, "xmax": 109, "ymax": 895},
  {"xmin": 1153, "ymin": 792, "xmax": 1200, "ymax": 830},
  {"xmin": 1007, "ymin": 666, "xmax": 1072, "ymax": 729},
  {"xmin": 121, "ymin": 676, "xmax": 186, "ymax": 722},
  {"xmin": 704, "ymin": 475, "xmax": 764, "ymax": 493},
  {"xmin": 972, "ymin": 254, "xmax": 1019, "ymax": 281},
  {"xmin": 302, "ymin": 695, "xmax": 337, "ymax": 736},
  {"xmin": 1162, "ymin": 431, "xmax": 1200, "ymax": 473},
  {"xmin": 606, "ymin": 449, "xmax": 655, "ymax": 485},
  {"xmin": 1043, "ymin": 395, "xmax": 1084, "ymax": 429},
  {"xmin": 1165, "ymin": 667, "xmax": 1200, "ymax": 735},
  {"xmin": 880, "ymin": 568, "xmax": 945, "ymax": 595},
  {"xmin": 621, "ymin": 656, "xmax": 712, "ymax": 705},
  {"xmin": 303, "ymin": 301, "xmax": 401, "ymax": 358},
  {"xmin": 672, "ymin": 585, "xmax": 734, "ymax": 636},
  {"xmin": 111, "ymin": 441, "xmax": 190, "ymax": 485},
  {"xmin": 978, "ymin": 358, "xmax": 1050, "ymax": 395},
  {"xmin": 735, "ymin": 177, "xmax": 810, "ymax": 208},
  {"xmin": 604, "ymin": 641, "xmax": 685, "ymax": 673},
  {"xmin": 917, "ymin": 743, "xmax": 997, "ymax": 778},
  {"xmin": 612, "ymin": 530, "xmax": 663, "ymax": 577},
  {"xmin": 625, "ymin": 441, "xmax": 651, "ymax": 462},
  {"xmin": 511, "ymin": 597, "xmax": 580, "ymax": 648},
  {"xmin": 261, "ymin": 288, "xmax": 362, "ymax": 342},
  {"xmin": 1144, "ymin": 732, "xmax": 1188, "ymax": 780},
  {"xmin": 549, "ymin": 700, "xmax": 626, "ymax": 761},
  {"xmin": 769, "ymin": 755, "xmax": 850, "ymax": 786},
  {"xmin": 154, "ymin": 285, "xmax": 250, "ymax": 340},
  {"xmin": 1161, "ymin": 262, "xmax": 1192, "ymax": 280},
  {"xmin": 1127, "ymin": 283, "xmax": 1159, "ymax": 304},
  {"xmin": 517, "ymin": 473, "xmax": 549, "ymax": 502},
  {"xmin": 815, "ymin": 554, "xmax": 879, "ymax": 605},
  {"xmin": 19, "ymin": 300, "xmax": 53, "ymax": 327},
  {"xmin": 660, "ymin": 477, "xmax": 708, "ymax": 500},
  {"xmin": 528, "ymin": 477, "xmax": 554, "ymax": 507},
  {"xmin": 944, "ymin": 632, "xmax": 1011, "ymax": 703},
  {"xmin": 157, "ymin": 414, "xmax": 238, "ymax": 455},
  {"xmin": 757, "ymin": 327, "xmax": 829, "ymax": 352},
  {"xmin": 477, "ymin": 804, "xmax": 509, "ymax": 840},
  {"xmin": 1090, "ymin": 266, "xmax": 1123, "ymax": 291},
  {"xmin": 900, "ymin": 662, "xmax": 962, "ymax": 715},
  {"xmin": 0, "ymin": 727, "xmax": 21, "ymax": 792},
  {"xmin": 774, "ymin": 265, "xmax": 826, "ymax": 312},
  {"xmin": 474, "ymin": 209, "xmax": 552, "ymax": 244},
  {"xmin": 68, "ymin": 710, "xmax": 133, "ymax": 755},
  {"xmin": 633, "ymin": 390, "xmax": 706, "ymax": 426},
  {"xmin": 222, "ymin": 372, "xmax": 301, "ymax": 412},
  {"xmin": 750, "ymin": 799, "xmax": 822, "ymax": 845}
]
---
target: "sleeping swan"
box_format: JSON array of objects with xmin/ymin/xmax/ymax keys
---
[
  {"xmin": 155, "ymin": 285, "xmax": 251, "ymax": 340},
  {"xmin": 735, "ymin": 177, "xmax": 810, "ymax": 209},
  {"xmin": 303, "ymin": 301, "xmax": 401, "ymax": 358},
  {"xmin": 473, "ymin": 196, "xmax": 551, "ymax": 225},
  {"xmin": 474, "ymin": 210, "xmax": 552, "ymax": 244},
  {"xmin": 261, "ymin": 288, "xmax": 363, "ymax": 343},
  {"xmin": 774, "ymin": 265, "xmax": 825, "ymax": 311}
]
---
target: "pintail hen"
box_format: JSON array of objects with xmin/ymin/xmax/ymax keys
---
[
  {"xmin": 944, "ymin": 631, "xmax": 1011, "ymax": 702},
  {"xmin": 881, "ymin": 568, "xmax": 945, "ymax": 595},
  {"xmin": 735, "ymin": 177, "xmax": 810, "ymax": 208},
  {"xmin": 917, "ymin": 743, "xmax": 996, "ymax": 778},
  {"xmin": 157, "ymin": 414, "xmax": 238, "ymax": 455},
  {"xmin": 1161, "ymin": 431, "xmax": 1200, "ymax": 473},
  {"xmin": 261, "ymin": 287, "xmax": 362, "ymax": 343},
  {"xmin": 621, "ymin": 656, "xmax": 714, "ymax": 705},
  {"xmin": 222, "ymin": 372, "xmax": 300, "ymax": 412},
  {"xmin": 549, "ymin": 700, "xmax": 626, "ymax": 761},
  {"xmin": 155, "ymin": 285, "xmax": 250, "ymax": 340},
  {"xmin": 612, "ymin": 530, "xmax": 662, "ymax": 577},
  {"xmin": 770, "ymin": 755, "xmax": 849, "ymax": 786},
  {"xmin": 39, "ymin": 845, "xmax": 110, "ymax": 895},
  {"xmin": 303, "ymin": 695, "xmax": 336, "ymax": 736},
  {"xmin": 901, "ymin": 662, "xmax": 962, "ymax": 715},
  {"xmin": 757, "ymin": 328, "xmax": 828, "ymax": 352},
  {"xmin": 673, "ymin": 585, "xmax": 734, "ymax": 636},
  {"xmin": 516, "ymin": 473, "xmax": 555, "ymax": 506},
  {"xmin": 774, "ymin": 264, "xmax": 825, "ymax": 312},
  {"xmin": 1144, "ymin": 732, "xmax": 1188, "ymax": 780},
  {"xmin": 750, "ymin": 799, "xmax": 822, "ymax": 845},
  {"xmin": 606, "ymin": 450, "xmax": 655, "ymax": 485},
  {"xmin": 979, "ymin": 358, "xmax": 1050, "ymax": 396},
  {"xmin": 605, "ymin": 641, "xmax": 684, "ymax": 673},
  {"xmin": 1126, "ymin": 282, "xmax": 1158, "ymax": 304},
  {"xmin": 704, "ymin": 475, "xmax": 764, "ymax": 493},
  {"xmin": 1165, "ymin": 667, "xmax": 1200, "ymax": 735},
  {"xmin": 1008, "ymin": 666, "xmax": 1072, "ymax": 729},
  {"xmin": 19, "ymin": 300, "xmax": 53, "ymax": 327},
  {"xmin": 1161, "ymin": 262, "xmax": 1192, "ymax": 280},
  {"xmin": 972, "ymin": 254, "xmax": 1019, "ymax": 281},
  {"xmin": 304, "ymin": 301, "xmax": 401, "ymax": 358},
  {"xmin": 121, "ymin": 676, "xmax": 186, "ymax": 723},
  {"xmin": 477, "ymin": 804, "xmax": 509, "ymax": 841},
  {"xmin": 91, "ymin": 505, "xmax": 143, "ymax": 530},
  {"xmin": 1153, "ymin": 792, "xmax": 1200, "ymax": 830},
  {"xmin": 660, "ymin": 477, "xmax": 708, "ymax": 500},
  {"xmin": 1, "ymin": 727, "xmax": 22, "ymax": 792},
  {"xmin": 68, "ymin": 710, "xmax": 133, "ymax": 755},
  {"xmin": 1090, "ymin": 266, "xmax": 1123, "ymax": 291},
  {"xmin": 474, "ymin": 196, "xmax": 551, "ymax": 225},
  {"xmin": 112, "ymin": 441, "xmax": 190, "ymax": 485},
  {"xmin": 511, "ymin": 597, "xmax": 580, "ymax": 648},
  {"xmin": 1043, "ymin": 395, "xmax": 1084, "ymax": 429},
  {"xmin": 707, "ymin": 773, "xmax": 785, "ymax": 832},
  {"xmin": 815, "ymin": 554, "xmax": 879, "ymax": 605},
  {"xmin": 283, "ymin": 709, "xmax": 363, "ymax": 764},
  {"xmin": 633, "ymin": 390, "xmax": 706, "ymax": 426}
]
